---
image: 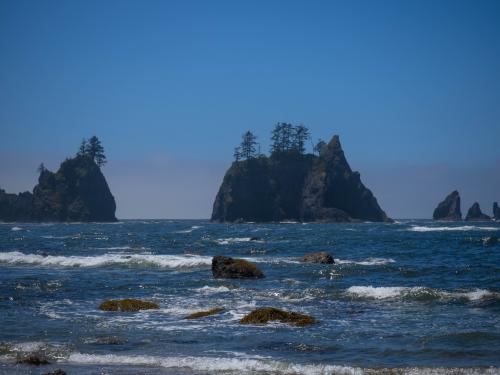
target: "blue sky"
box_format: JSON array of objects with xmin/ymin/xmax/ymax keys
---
[{"xmin": 1, "ymin": 0, "xmax": 499, "ymax": 218}]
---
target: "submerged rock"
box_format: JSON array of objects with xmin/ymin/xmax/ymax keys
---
[
  {"xmin": 16, "ymin": 355, "xmax": 50, "ymax": 365},
  {"xmin": 43, "ymin": 370, "xmax": 67, "ymax": 375},
  {"xmin": 240, "ymin": 307, "xmax": 316, "ymax": 326},
  {"xmin": 494, "ymin": 202, "xmax": 500, "ymax": 220},
  {"xmin": 185, "ymin": 307, "xmax": 225, "ymax": 319},
  {"xmin": 433, "ymin": 191, "xmax": 462, "ymax": 221},
  {"xmin": 300, "ymin": 251, "xmax": 334, "ymax": 264},
  {"xmin": 85, "ymin": 336, "xmax": 127, "ymax": 345},
  {"xmin": 483, "ymin": 236, "xmax": 498, "ymax": 246},
  {"xmin": 212, "ymin": 256, "xmax": 264, "ymax": 279},
  {"xmin": 465, "ymin": 202, "xmax": 491, "ymax": 221},
  {"xmin": 99, "ymin": 298, "xmax": 159, "ymax": 312},
  {"xmin": 211, "ymin": 135, "xmax": 391, "ymax": 223}
]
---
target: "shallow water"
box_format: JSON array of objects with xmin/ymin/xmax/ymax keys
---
[{"xmin": 0, "ymin": 220, "xmax": 499, "ymax": 374}]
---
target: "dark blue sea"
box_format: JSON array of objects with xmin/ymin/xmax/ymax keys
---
[{"xmin": 0, "ymin": 220, "xmax": 499, "ymax": 374}]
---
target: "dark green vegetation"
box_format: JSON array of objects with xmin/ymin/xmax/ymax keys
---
[
  {"xmin": 184, "ymin": 307, "xmax": 225, "ymax": 319},
  {"xmin": 212, "ymin": 255, "xmax": 265, "ymax": 279},
  {"xmin": 212, "ymin": 125, "xmax": 391, "ymax": 223},
  {"xmin": 240, "ymin": 307, "xmax": 317, "ymax": 326},
  {"xmin": 0, "ymin": 136, "xmax": 116, "ymax": 222},
  {"xmin": 99, "ymin": 299, "xmax": 159, "ymax": 312}
]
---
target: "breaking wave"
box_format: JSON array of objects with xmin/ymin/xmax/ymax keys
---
[
  {"xmin": 408, "ymin": 225, "xmax": 498, "ymax": 232},
  {"xmin": 67, "ymin": 352, "xmax": 362, "ymax": 375},
  {"xmin": 346, "ymin": 286, "xmax": 499, "ymax": 301},
  {"xmin": 0, "ymin": 251, "xmax": 212, "ymax": 269}
]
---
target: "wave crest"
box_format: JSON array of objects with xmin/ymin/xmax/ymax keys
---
[{"xmin": 0, "ymin": 251, "xmax": 212, "ymax": 269}]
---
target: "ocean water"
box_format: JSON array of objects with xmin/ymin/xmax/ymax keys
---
[{"xmin": 0, "ymin": 220, "xmax": 499, "ymax": 375}]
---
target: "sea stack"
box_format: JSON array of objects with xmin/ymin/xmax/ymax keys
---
[
  {"xmin": 465, "ymin": 202, "xmax": 491, "ymax": 221},
  {"xmin": 493, "ymin": 202, "xmax": 500, "ymax": 220},
  {"xmin": 211, "ymin": 135, "xmax": 391, "ymax": 223},
  {"xmin": 432, "ymin": 191, "xmax": 462, "ymax": 221},
  {"xmin": 0, "ymin": 155, "xmax": 116, "ymax": 222}
]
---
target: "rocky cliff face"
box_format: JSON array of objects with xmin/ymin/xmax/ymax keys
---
[
  {"xmin": 465, "ymin": 202, "xmax": 491, "ymax": 221},
  {"xmin": 432, "ymin": 191, "xmax": 462, "ymax": 220},
  {"xmin": 493, "ymin": 202, "xmax": 500, "ymax": 220},
  {"xmin": 0, "ymin": 155, "xmax": 116, "ymax": 222},
  {"xmin": 211, "ymin": 135, "xmax": 391, "ymax": 223}
]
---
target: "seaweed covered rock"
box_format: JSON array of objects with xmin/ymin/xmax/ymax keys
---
[
  {"xmin": 493, "ymin": 202, "xmax": 500, "ymax": 220},
  {"xmin": 99, "ymin": 299, "xmax": 159, "ymax": 312},
  {"xmin": 211, "ymin": 135, "xmax": 391, "ymax": 223},
  {"xmin": 465, "ymin": 202, "xmax": 491, "ymax": 221},
  {"xmin": 300, "ymin": 251, "xmax": 334, "ymax": 264},
  {"xmin": 16, "ymin": 355, "xmax": 50, "ymax": 365},
  {"xmin": 185, "ymin": 307, "xmax": 225, "ymax": 319},
  {"xmin": 433, "ymin": 191, "xmax": 462, "ymax": 221},
  {"xmin": 212, "ymin": 256, "xmax": 264, "ymax": 279},
  {"xmin": 0, "ymin": 155, "xmax": 116, "ymax": 222},
  {"xmin": 240, "ymin": 307, "xmax": 316, "ymax": 326}
]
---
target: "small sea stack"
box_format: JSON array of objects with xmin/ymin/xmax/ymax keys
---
[
  {"xmin": 433, "ymin": 191, "xmax": 461, "ymax": 220},
  {"xmin": 493, "ymin": 202, "xmax": 500, "ymax": 220},
  {"xmin": 465, "ymin": 202, "xmax": 491, "ymax": 221}
]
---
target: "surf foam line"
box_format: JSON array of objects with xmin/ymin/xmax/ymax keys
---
[
  {"xmin": 0, "ymin": 251, "xmax": 212, "ymax": 269},
  {"xmin": 67, "ymin": 353, "xmax": 362, "ymax": 375},
  {"xmin": 408, "ymin": 225, "xmax": 498, "ymax": 232},
  {"xmin": 346, "ymin": 286, "xmax": 499, "ymax": 301}
]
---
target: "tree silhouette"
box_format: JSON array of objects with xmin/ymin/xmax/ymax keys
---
[
  {"xmin": 85, "ymin": 136, "xmax": 107, "ymax": 167},
  {"xmin": 37, "ymin": 163, "xmax": 46, "ymax": 174},
  {"xmin": 292, "ymin": 124, "xmax": 310, "ymax": 154},
  {"xmin": 77, "ymin": 138, "xmax": 88, "ymax": 156},
  {"xmin": 233, "ymin": 146, "xmax": 242, "ymax": 162},
  {"xmin": 240, "ymin": 131, "xmax": 258, "ymax": 160},
  {"xmin": 313, "ymin": 139, "xmax": 327, "ymax": 155},
  {"xmin": 270, "ymin": 122, "xmax": 294, "ymax": 154}
]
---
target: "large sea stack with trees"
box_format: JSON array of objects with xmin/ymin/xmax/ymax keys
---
[
  {"xmin": 0, "ymin": 136, "xmax": 116, "ymax": 222},
  {"xmin": 212, "ymin": 123, "xmax": 391, "ymax": 223}
]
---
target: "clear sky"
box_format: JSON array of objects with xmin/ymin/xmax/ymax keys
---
[{"xmin": 1, "ymin": 0, "xmax": 499, "ymax": 219}]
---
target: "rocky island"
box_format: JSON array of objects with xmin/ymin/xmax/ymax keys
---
[
  {"xmin": 433, "ymin": 190, "xmax": 462, "ymax": 221},
  {"xmin": 211, "ymin": 124, "xmax": 391, "ymax": 223},
  {"xmin": 0, "ymin": 136, "xmax": 117, "ymax": 222},
  {"xmin": 465, "ymin": 202, "xmax": 491, "ymax": 221}
]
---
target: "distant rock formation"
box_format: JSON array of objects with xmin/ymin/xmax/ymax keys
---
[
  {"xmin": 432, "ymin": 191, "xmax": 462, "ymax": 221},
  {"xmin": 493, "ymin": 202, "xmax": 500, "ymax": 220},
  {"xmin": 211, "ymin": 135, "xmax": 391, "ymax": 223},
  {"xmin": 0, "ymin": 155, "xmax": 116, "ymax": 222},
  {"xmin": 465, "ymin": 202, "xmax": 491, "ymax": 221}
]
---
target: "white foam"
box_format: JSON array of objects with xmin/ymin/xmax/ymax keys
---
[
  {"xmin": 215, "ymin": 237, "xmax": 255, "ymax": 245},
  {"xmin": 335, "ymin": 258, "xmax": 396, "ymax": 266},
  {"xmin": 11, "ymin": 226, "xmax": 23, "ymax": 231},
  {"xmin": 0, "ymin": 251, "xmax": 212, "ymax": 269},
  {"xmin": 68, "ymin": 353, "xmax": 362, "ymax": 375},
  {"xmin": 174, "ymin": 225, "xmax": 203, "ymax": 234},
  {"xmin": 195, "ymin": 285, "xmax": 232, "ymax": 294},
  {"xmin": 346, "ymin": 286, "xmax": 498, "ymax": 301},
  {"xmin": 408, "ymin": 225, "xmax": 498, "ymax": 232},
  {"xmin": 347, "ymin": 286, "xmax": 408, "ymax": 299}
]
